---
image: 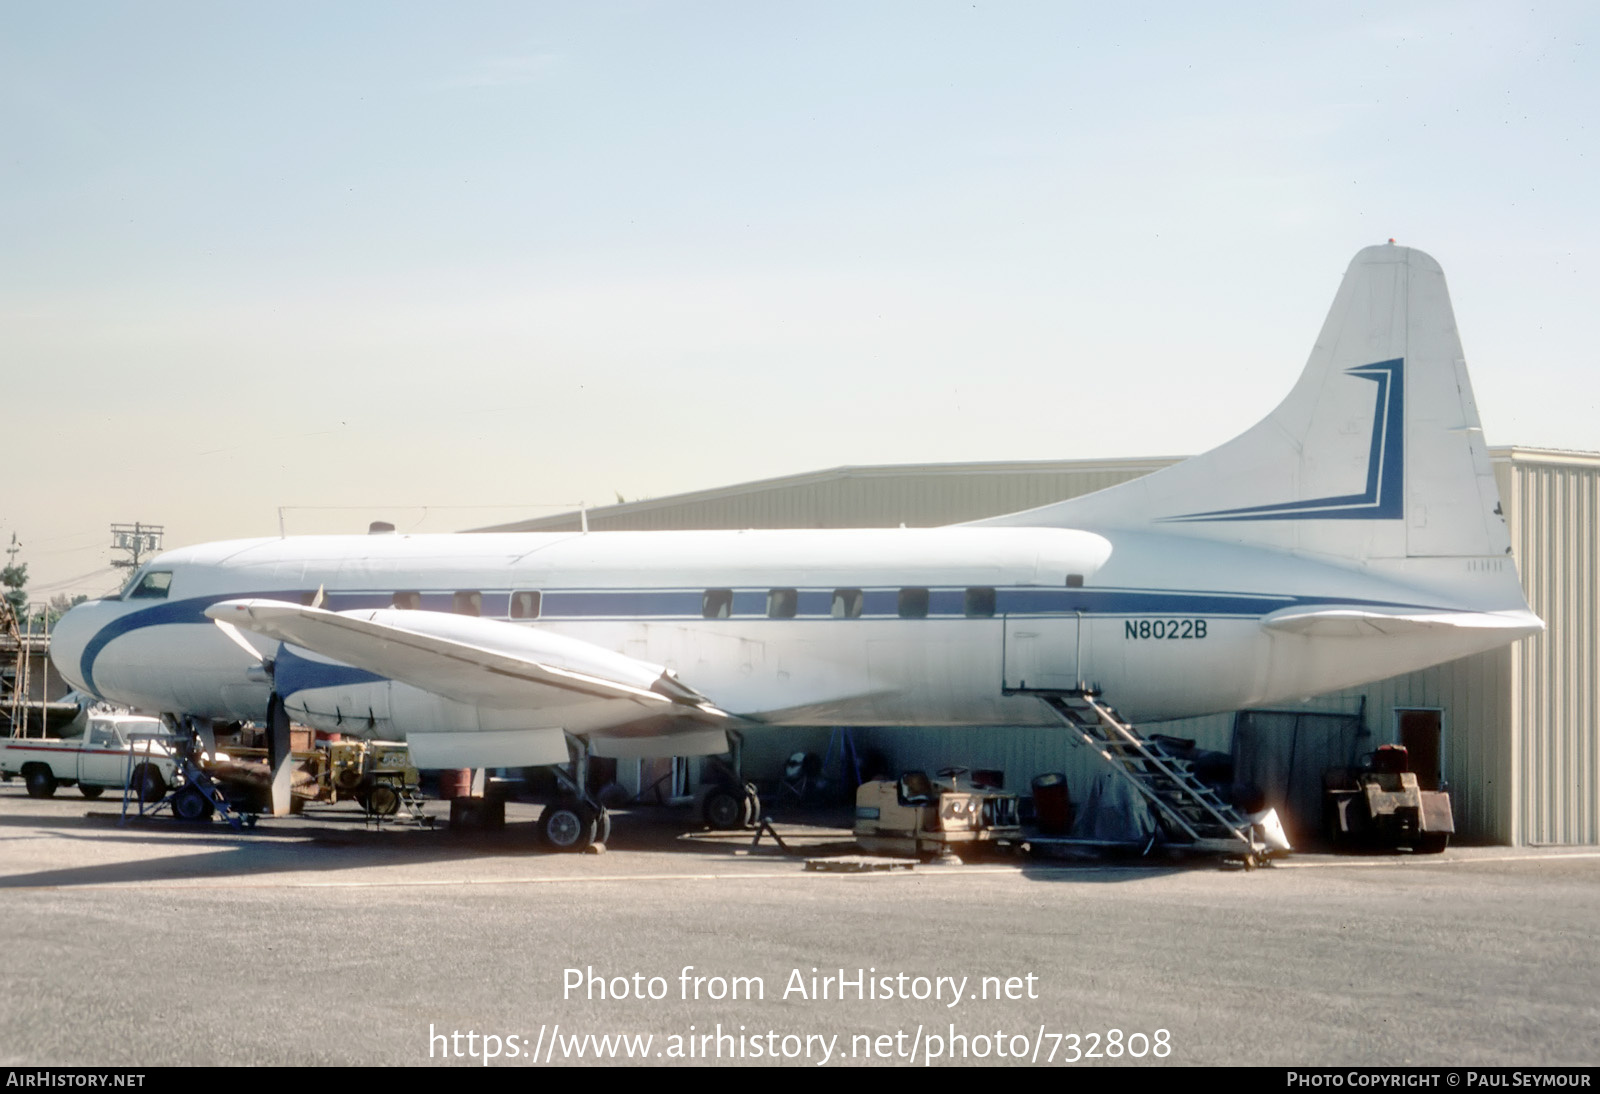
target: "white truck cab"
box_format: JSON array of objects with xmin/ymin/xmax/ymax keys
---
[{"xmin": 0, "ymin": 711, "xmax": 177, "ymax": 800}]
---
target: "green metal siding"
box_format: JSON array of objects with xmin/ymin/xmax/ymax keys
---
[{"xmin": 1508, "ymin": 453, "xmax": 1600, "ymax": 844}]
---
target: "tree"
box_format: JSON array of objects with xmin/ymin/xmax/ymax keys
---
[
  {"xmin": 1, "ymin": 562, "xmax": 25, "ymax": 619},
  {"xmin": 45, "ymin": 593, "xmax": 88, "ymax": 627}
]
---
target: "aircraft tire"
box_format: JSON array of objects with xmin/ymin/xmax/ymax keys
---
[
  {"xmin": 80, "ymin": 785, "xmax": 104, "ymax": 800},
  {"xmin": 24, "ymin": 766, "xmax": 57, "ymax": 799},
  {"xmin": 540, "ymin": 801, "xmax": 598, "ymax": 851},
  {"xmin": 131, "ymin": 764, "xmax": 167, "ymax": 803},
  {"xmin": 702, "ymin": 787, "xmax": 745, "ymax": 830},
  {"xmin": 171, "ymin": 785, "xmax": 213, "ymax": 822}
]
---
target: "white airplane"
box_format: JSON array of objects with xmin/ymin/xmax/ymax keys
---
[{"xmin": 50, "ymin": 244, "xmax": 1541, "ymax": 850}]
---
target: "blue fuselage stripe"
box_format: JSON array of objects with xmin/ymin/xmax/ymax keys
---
[{"xmin": 81, "ymin": 582, "xmax": 1449, "ymax": 698}]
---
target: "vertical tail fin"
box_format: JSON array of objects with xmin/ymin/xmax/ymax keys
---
[
  {"xmin": 988, "ymin": 244, "xmax": 1513, "ymax": 572},
  {"xmin": 1151, "ymin": 243, "xmax": 1509, "ymax": 564}
]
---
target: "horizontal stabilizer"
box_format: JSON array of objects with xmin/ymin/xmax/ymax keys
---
[{"xmin": 1262, "ymin": 605, "xmax": 1543, "ymax": 639}]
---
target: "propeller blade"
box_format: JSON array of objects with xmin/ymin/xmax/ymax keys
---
[{"xmin": 214, "ymin": 618, "xmax": 267, "ymax": 663}]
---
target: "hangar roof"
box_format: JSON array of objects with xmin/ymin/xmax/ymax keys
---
[
  {"xmin": 473, "ymin": 456, "xmax": 1182, "ymax": 534},
  {"xmin": 474, "ymin": 448, "xmax": 1599, "ymax": 535}
]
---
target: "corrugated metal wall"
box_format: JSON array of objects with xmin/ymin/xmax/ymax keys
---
[
  {"xmin": 1506, "ymin": 452, "xmax": 1599, "ymax": 845},
  {"xmin": 1283, "ymin": 650, "xmax": 1515, "ymax": 843}
]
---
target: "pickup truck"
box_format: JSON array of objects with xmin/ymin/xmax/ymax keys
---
[{"xmin": 0, "ymin": 712, "xmax": 178, "ymax": 801}]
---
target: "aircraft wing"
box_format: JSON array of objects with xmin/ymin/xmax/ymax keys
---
[
  {"xmin": 1261, "ymin": 605, "xmax": 1544, "ymax": 639},
  {"xmin": 205, "ymin": 598, "xmax": 733, "ymax": 725}
]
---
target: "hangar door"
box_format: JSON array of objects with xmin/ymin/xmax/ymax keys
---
[{"xmin": 1002, "ymin": 615, "xmax": 1080, "ymax": 692}]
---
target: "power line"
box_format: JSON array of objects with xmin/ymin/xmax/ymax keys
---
[{"xmin": 32, "ymin": 566, "xmax": 121, "ymax": 594}]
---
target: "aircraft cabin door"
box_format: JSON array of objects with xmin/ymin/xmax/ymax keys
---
[{"xmin": 1002, "ymin": 614, "xmax": 1080, "ymax": 692}]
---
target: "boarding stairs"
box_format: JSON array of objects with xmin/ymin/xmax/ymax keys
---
[
  {"xmin": 120, "ymin": 728, "xmax": 251, "ymax": 831},
  {"xmin": 365, "ymin": 784, "xmax": 435, "ymax": 829},
  {"xmin": 1036, "ymin": 691, "xmax": 1268, "ymax": 862}
]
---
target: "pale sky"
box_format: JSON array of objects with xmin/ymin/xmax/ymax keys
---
[{"xmin": 3, "ymin": 1, "xmax": 1596, "ymax": 602}]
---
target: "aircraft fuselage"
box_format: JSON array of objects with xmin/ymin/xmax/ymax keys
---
[{"xmin": 51, "ymin": 524, "xmax": 1525, "ymax": 741}]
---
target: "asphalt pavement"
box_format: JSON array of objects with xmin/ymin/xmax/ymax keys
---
[{"xmin": 0, "ymin": 783, "xmax": 1595, "ymax": 1068}]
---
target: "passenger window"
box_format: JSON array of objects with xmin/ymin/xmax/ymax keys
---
[
  {"xmin": 767, "ymin": 588, "xmax": 798, "ymax": 618},
  {"xmin": 898, "ymin": 587, "xmax": 930, "ymax": 619},
  {"xmin": 1066, "ymin": 573, "xmax": 1085, "ymax": 588},
  {"xmin": 392, "ymin": 591, "xmax": 421, "ymax": 610},
  {"xmin": 128, "ymin": 571, "xmax": 172, "ymax": 600},
  {"xmin": 702, "ymin": 589, "xmax": 733, "ymax": 619},
  {"xmin": 510, "ymin": 591, "xmax": 541, "ymax": 619},
  {"xmin": 452, "ymin": 590, "xmax": 482, "ymax": 616},
  {"xmin": 965, "ymin": 587, "xmax": 997, "ymax": 618},
  {"xmin": 831, "ymin": 588, "xmax": 863, "ymax": 619}
]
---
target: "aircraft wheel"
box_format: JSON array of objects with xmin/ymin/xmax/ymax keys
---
[
  {"xmin": 171, "ymin": 785, "xmax": 213, "ymax": 822},
  {"xmin": 80, "ymin": 785, "xmax": 104, "ymax": 800},
  {"xmin": 24, "ymin": 766, "xmax": 57, "ymax": 799},
  {"xmin": 131, "ymin": 764, "xmax": 167, "ymax": 803},
  {"xmin": 702, "ymin": 786, "xmax": 745, "ymax": 830},
  {"xmin": 366, "ymin": 784, "xmax": 401, "ymax": 817},
  {"xmin": 540, "ymin": 801, "xmax": 598, "ymax": 851}
]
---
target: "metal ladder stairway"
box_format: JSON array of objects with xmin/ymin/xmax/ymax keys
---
[{"xmin": 1036, "ymin": 691, "xmax": 1268, "ymax": 862}]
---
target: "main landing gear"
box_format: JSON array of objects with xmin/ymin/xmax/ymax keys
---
[
  {"xmin": 701, "ymin": 780, "xmax": 761, "ymax": 830},
  {"xmin": 538, "ymin": 733, "xmax": 610, "ymax": 853},
  {"xmin": 538, "ymin": 799, "xmax": 611, "ymax": 850},
  {"xmin": 699, "ymin": 735, "xmax": 762, "ymax": 831}
]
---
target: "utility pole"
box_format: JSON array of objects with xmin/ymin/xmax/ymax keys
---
[{"xmin": 110, "ymin": 522, "xmax": 164, "ymax": 572}]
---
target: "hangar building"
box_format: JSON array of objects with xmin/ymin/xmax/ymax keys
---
[{"xmin": 480, "ymin": 447, "xmax": 1598, "ymax": 847}]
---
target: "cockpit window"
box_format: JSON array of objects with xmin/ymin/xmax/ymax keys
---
[{"xmin": 127, "ymin": 571, "xmax": 173, "ymax": 600}]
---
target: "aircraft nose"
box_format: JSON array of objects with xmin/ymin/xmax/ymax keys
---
[{"xmin": 49, "ymin": 598, "xmax": 111, "ymax": 695}]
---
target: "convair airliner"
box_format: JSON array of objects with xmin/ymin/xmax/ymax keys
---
[{"xmin": 51, "ymin": 244, "xmax": 1542, "ymax": 847}]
